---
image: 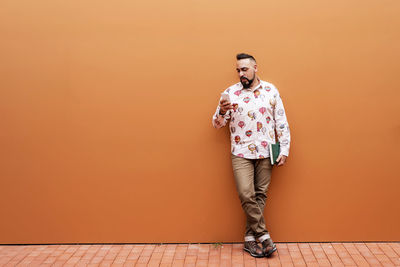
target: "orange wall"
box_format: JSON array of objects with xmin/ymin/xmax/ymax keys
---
[{"xmin": 1, "ymin": 0, "xmax": 399, "ymax": 243}]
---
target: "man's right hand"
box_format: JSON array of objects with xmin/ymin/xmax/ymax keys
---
[{"xmin": 219, "ymin": 99, "xmax": 232, "ymax": 115}]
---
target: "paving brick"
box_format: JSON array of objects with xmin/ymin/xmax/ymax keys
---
[
  {"xmin": 196, "ymin": 244, "xmax": 209, "ymax": 261},
  {"xmin": 6, "ymin": 245, "xmax": 36, "ymax": 266},
  {"xmin": 321, "ymin": 243, "xmax": 344, "ymax": 266},
  {"xmin": 309, "ymin": 243, "xmax": 333, "ymax": 266},
  {"xmin": 2, "ymin": 242, "xmax": 400, "ymax": 266},
  {"xmin": 331, "ymin": 243, "xmax": 356, "ymax": 266},
  {"xmin": 267, "ymin": 252, "xmax": 282, "ymax": 267},
  {"xmin": 354, "ymin": 243, "xmax": 382, "ymax": 266},
  {"xmin": 126, "ymin": 244, "xmax": 145, "ymax": 261},
  {"xmin": 231, "ymin": 243, "xmax": 244, "ymax": 267},
  {"xmin": 389, "ymin": 256, "xmax": 400, "ymax": 266},
  {"xmin": 297, "ymin": 243, "xmax": 317, "ymax": 265},
  {"xmin": 378, "ymin": 243, "xmax": 399, "ymax": 258},
  {"xmin": 123, "ymin": 259, "xmax": 137, "ymax": 266},
  {"xmin": 286, "ymin": 243, "xmax": 306, "ymax": 266},
  {"xmin": 208, "ymin": 245, "xmax": 221, "ymax": 266},
  {"xmin": 255, "ymin": 257, "xmax": 268, "ymax": 267},
  {"xmin": 276, "ymin": 244, "xmax": 293, "ymax": 267},
  {"xmin": 243, "ymin": 255, "xmax": 256, "ymax": 267},
  {"xmin": 389, "ymin": 243, "xmax": 400, "ymax": 256},
  {"xmin": 171, "ymin": 258, "xmax": 184, "ymax": 267},
  {"xmin": 196, "ymin": 258, "xmax": 209, "ymax": 267}
]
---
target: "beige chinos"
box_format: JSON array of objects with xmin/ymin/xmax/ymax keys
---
[{"xmin": 231, "ymin": 153, "xmax": 272, "ymax": 242}]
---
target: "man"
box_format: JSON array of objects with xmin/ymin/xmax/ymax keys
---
[{"xmin": 212, "ymin": 53, "xmax": 291, "ymax": 258}]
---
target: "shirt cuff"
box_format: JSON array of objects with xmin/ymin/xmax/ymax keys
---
[{"xmin": 280, "ymin": 148, "xmax": 289, "ymax": 157}]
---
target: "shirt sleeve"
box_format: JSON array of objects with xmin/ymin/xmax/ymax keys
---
[
  {"xmin": 273, "ymin": 89, "xmax": 291, "ymax": 157},
  {"xmin": 212, "ymin": 95, "xmax": 231, "ymax": 129}
]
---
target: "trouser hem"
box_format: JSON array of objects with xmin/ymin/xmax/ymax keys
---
[
  {"xmin": 244, "ymin": 235, "xmax": 256, "ymax": 242},
  {"xmin": 258, "ymin": 233, "xmax": 271, "ymax": 242}
]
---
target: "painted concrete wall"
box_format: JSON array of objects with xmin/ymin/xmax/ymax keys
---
[{"xmin": 1, "ymin": 0, "xmax": 399, "ymax": 243}]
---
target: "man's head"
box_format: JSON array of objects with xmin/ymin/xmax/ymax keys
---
[{"xmin": 236, "ymin": 53, "xmax": 257, "ymax": 88}]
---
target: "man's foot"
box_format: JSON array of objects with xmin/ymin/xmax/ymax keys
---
[
  {"xmin": 243, "ymin": 241, "xmax": 264, "ymax": 258},
  {"xmin": 261, "ymin": 238, "xmax": 277, "ymax": 257}
]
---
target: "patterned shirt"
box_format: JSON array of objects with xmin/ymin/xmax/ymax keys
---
[{"xmin": 212, "ymin": 79, "xmax": 291, "ymax": 159}]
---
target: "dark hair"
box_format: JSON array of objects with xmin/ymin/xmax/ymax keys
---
[{"xmin": 236, "ymin": 53, "xmax": 256, "ymax": 62}]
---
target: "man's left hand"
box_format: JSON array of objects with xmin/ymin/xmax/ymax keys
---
[{"xmin": 276, "ymin": 155, "xmax": 287, "ymax": 166}]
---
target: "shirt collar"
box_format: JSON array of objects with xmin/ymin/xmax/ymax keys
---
[{"xmin": 240, "ymin": 78, "xmax": 264, "ymax": 92}]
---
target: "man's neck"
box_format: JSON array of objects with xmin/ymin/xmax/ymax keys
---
[{"xmin": 249, "ymin": 77, "xmax": 260, "ymax": 90}]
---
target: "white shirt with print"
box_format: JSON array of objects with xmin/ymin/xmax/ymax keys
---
[{"xmin": 212, "ymin": 80, "xmax": 291, "ymax": 159}]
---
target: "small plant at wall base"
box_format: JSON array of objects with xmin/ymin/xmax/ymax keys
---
[{"xmin": 213, "ymin": 242, "xmax": 223, "ymax": 248}]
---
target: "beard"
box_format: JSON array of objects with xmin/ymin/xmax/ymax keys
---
[{"xmin": 240, "ymin": 76, "xmax": 255, "ymax": 88}]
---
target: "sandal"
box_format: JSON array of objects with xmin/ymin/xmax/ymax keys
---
[
  {"xmin": 244, "ymin": 241, "xmax": 264, "ymax": 258},
  {"xmin": 262, "ymin": 238, "xmax": 277, "ymax": 257}
]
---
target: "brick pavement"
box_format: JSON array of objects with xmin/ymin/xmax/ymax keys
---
[{"xmin": 0, "ymin": 242, "xmax": 399, "ymax": 266}]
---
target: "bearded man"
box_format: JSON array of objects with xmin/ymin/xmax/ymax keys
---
[{"xmin": 212, "ymin": 53, "xmax": 291, "ymax": 258}]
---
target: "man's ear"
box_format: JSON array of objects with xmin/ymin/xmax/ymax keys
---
[{"xmin": 254, "ymin": 64, "xmax": 258, "ymax": 73}]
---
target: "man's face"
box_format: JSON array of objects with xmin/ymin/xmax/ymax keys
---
[{"xmin": 236, "ymin": 58, "xmax": 257, "ymax": 88}]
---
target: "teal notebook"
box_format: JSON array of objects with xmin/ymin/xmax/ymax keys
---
[{"xmin": 269, "ymin": 142, "xmax": 280, "ymax": 165}]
